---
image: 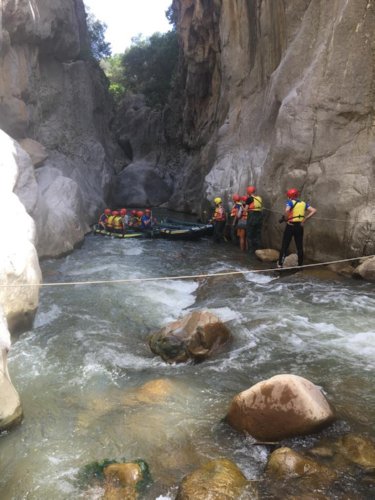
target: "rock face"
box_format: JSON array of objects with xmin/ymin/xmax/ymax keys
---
[
  {"xmin": 0, "ymin": 131, "xmax": 42, "ymax": 431},
  {"xmin": 0, "ymin": 0, "xmax": 123, "ymax": 258},
  {"xmin": 225, "ymin": 374, "xmax": 335, "ymax": 441},
  {"xmin": 148, "ymin": 310, "xmax": 232, "ymax": 363},
  {"xmin": 139, "ymin": 0, "xmax": 375, "ymax": 261}
]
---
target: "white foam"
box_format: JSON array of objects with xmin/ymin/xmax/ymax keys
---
[{"xmin": 34, "ymin": 304, "xmax": 62, "ymax": 328}]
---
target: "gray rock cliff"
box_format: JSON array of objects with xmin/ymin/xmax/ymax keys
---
[
  {"xmin": 149, "ymin": 0, "xmax": 375, "ymax": 260},
  {"xmin": 0, "ymin": 0, "xmax": 123, "ymax": 258}
]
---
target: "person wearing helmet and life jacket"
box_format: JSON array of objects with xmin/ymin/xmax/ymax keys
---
[
  {"xmin": 212, "ymin": 197, "xmax": 227, "ymax": 243},
  {"xmin": 112, "ymin": 210, "xmax": 124, "ymax": 234},
  {"xmin": 141, "ymin": 209, "xmax": 153, "ymax": 230},
  {"xmin": 135, "ymin": 210, "xmax": 144, "ymax": 228},
  {"xmin": 98, "ymin": 208, "xmax": 111, "ymax": 230},
  {"xmin": 277, "ymin": 188, "xmax": 317, "ymax": 268},
  {"xmin": 228, "ymin": 193, "xmax": 242, "ymax": 244},
  {"xmin": 245, "ymin": 185, "xmax": 263, "ymax": 254},
  {"xmin": 128, "ymin": 210, "xmax": 138, "ymax": 227},
  {"xmin": 106, "ymin": 210, "xmax": 116, "ymax": 232},
  {"xmin": 236, "ymin": 196, "xmax": 248, "ymax": 251}
]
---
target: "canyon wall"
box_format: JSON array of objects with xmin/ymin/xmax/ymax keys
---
[
  {"xmin": 0, "ymin": 0, "xmax": 122, "ymax": 258},
  {"xmin": 168, "ymin": 0, "xmax": 375, "ymax": 260},
  {"xmin": 0, "ymin": 0, "xmax": 122, "ymax": 429}
]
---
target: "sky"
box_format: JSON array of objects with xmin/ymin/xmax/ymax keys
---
[{"xmin": 83, "ymin": 0, "xmax": 173, "ymax": 54}]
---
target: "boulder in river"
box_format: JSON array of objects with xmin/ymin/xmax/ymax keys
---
[
  {"xmin": 255, "ymin": 249, "xmax": 279, "ymax": 262},
  {"xmin": 148, "ymin": 310, "xmax": 232, "ymax": 363},
  {"xmin": 175, "ymin": 458, "xmax": 254, "ymax": 500},
  {"xmin": 225, "ymin": 374, "xmax": 335, "ymax": 441},
  {"xmin": 353, "ymin": 256, "xmax": 375, "ymax": 282}
]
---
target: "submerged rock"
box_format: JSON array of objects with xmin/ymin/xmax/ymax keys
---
[
  {"xmin": 78, "ymin": 457, "xmax": 151, "ymax": 499},
  {"xmin": 265, "ymin": 447, "xmax": 337, "ymax": 483},
  {"xmin": 334, "ymin": 433, "xmax": 375, "ymax": 469},
  {"xmin": 176, "ymin": 458, "xmax": 253, "ymax": 500},
  {"xmin": 225, "ymin": 374, "xmax": 335, "ymax": 441},
  {"xmin": 148, "ymin": 310, "xmax": 232, "ymax": 363}
]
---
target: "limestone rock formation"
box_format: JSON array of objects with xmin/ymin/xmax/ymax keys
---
[
  {"xmin": 148, "ymin": 310, "xmax": 232, "ymax": 363},
  {"xmin": 0, "ymin": 315, "xmax": 23, "ymax": 431},
  {"xmin": 0, "ymin": 131, "xmax": 42, "ymax": 431},
  {"xmin": 225, "ymin": 374, "xmax": 335, "ymax": 441},
  {"xmin": 0, "ymin": 0, "xmax": 123, "ymax": 258},
  {"xmin": 151, "ymin": 0, "xmax": 375, "ymax": 261}
]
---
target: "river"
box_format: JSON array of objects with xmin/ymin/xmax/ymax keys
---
[{"xmin": 1, "ymin": 228, "xmax": 374, "ymax": 499}]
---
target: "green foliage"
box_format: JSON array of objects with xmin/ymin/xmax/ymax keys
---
[
  {"xmin": 121, "ymin": 30, "xmax": 179, "ymax": 107},
  {"xmin": 101, "ymin": 54, "xmax": 127, "ymax": 102},
  {"xmin": 86, "ymin": 11, "xmax": 112, "ymax": 61}
]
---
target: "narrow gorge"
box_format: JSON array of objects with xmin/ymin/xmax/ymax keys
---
[{"xmin": 1, "ymin": 0, "xmax": 375, "ymax": 497}]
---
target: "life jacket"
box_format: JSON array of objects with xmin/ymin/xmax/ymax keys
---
[
  {"xmin": 106, "ymin": 215, "xmax": 115, "ymax": 229},
  {"xmin": 213, "ymin": 206, "xmax": 226, "ymax": 222},
  {"xmin": 113, "ymin": 215, "xmax": 123, "ymax": 230},
  {"xmin": 248, "ymin": 195, "xmax": 263, "ymax": 212},
  {"xmin": 141, "ymin": 215, "xmax": 151, "ymax": 227},
  {"xmin": 230, "ymin": 203, "xmax": 241, "ymax": 218},
  {"xmin": 287, "ymin": 199, "xmax": 307, "ymax": 223}
]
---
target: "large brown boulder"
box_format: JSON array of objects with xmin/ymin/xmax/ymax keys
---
[
  {"xmin": 176, "ymin": 458, "xmax": 255, "ymax": 500},
  {"xmin": 148, "ymin": 310, "xmax": 232, "ymax": 363},
  {"xmin": 225, "ymin": 374, "xmax": 335, "ymax": 441}
]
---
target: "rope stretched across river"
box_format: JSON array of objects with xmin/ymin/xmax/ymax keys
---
[{"xmin": 0, "ymin": 255, "xmax": 373, "ymax": 289}]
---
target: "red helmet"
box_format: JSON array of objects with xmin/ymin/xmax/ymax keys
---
[
  {"xmin": 112, "ymin": 210, "xmax": 119, "ymax": 216},
  {"xmin": 232, "ymin": 193, "xmax": 240, "ymax": 202},
  {"xmin": 246, "ymin": 186, "xmax": 256, "ymax": 195},
  {"xmin": 241, "ymin": 195, "xmax": 247, "ymax": 202},
  {"xmin": 104, "ymin": 208, "xmax": 111, "ymax": 215},
  {"xmin": 137, "ymin": 210, "xmax": 144, "ymax": 217},
  {"xmin": 131, "ymin": 210, "xmax": 137, "ymax": 215},
  {"xmin": 145, "ymin": 209, "xmax": 151, "ymax": 214},
  {"xmin": 286, "ymin": 188, "xmax": 299, "ymax": 199},
  {"xmin": 120, "ymin": 208, "xmax": 127, "ymax": 215}
]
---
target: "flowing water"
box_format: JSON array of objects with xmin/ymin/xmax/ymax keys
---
[{"xmin": 1, "ymin": 226, "xmax": 375, "ymax": 499}]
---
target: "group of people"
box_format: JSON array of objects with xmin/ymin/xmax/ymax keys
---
[
  {"xmin": 212, "ymin": 186, "xmax": 317, "ymax": 267},
  {"xmin": 97, "ymin": 208, "xmax": 155, "ymax": 234}
]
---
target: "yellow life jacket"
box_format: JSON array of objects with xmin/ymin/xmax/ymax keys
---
[
  {"xmin": 248, "ymin": 195, "xmax": 262, "ymax": 211},
  {"xmin": 287, "ymin": 200, "xmax": 307, "ymax": 222},
  {"xmin": 106, "ymin": 215, "xmax": 115, "ymax": 228},
  {"xmin": 113, "ymin": 215, "xmax": 123, "ymax": 230}
]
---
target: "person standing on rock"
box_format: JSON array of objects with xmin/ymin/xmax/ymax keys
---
[
  {"xmin": 245, "ymin": 186, "xmax": 263, "ymax": 254},
  {"xmin": 277, "ymin": 188, "xmax": 317, "ymax": 268},
  {"xmin": 212, "ymin": 197, "xmax": 227, "ymax": 243}
]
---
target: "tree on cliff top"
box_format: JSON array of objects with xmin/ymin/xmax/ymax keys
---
[
  {"xmin": 120, "ymin": 30, "xmax": 179, "ymax": 108},
  {"xmin": 86, "ymin": 11, "xmax": 112, "ymax": 61}
]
